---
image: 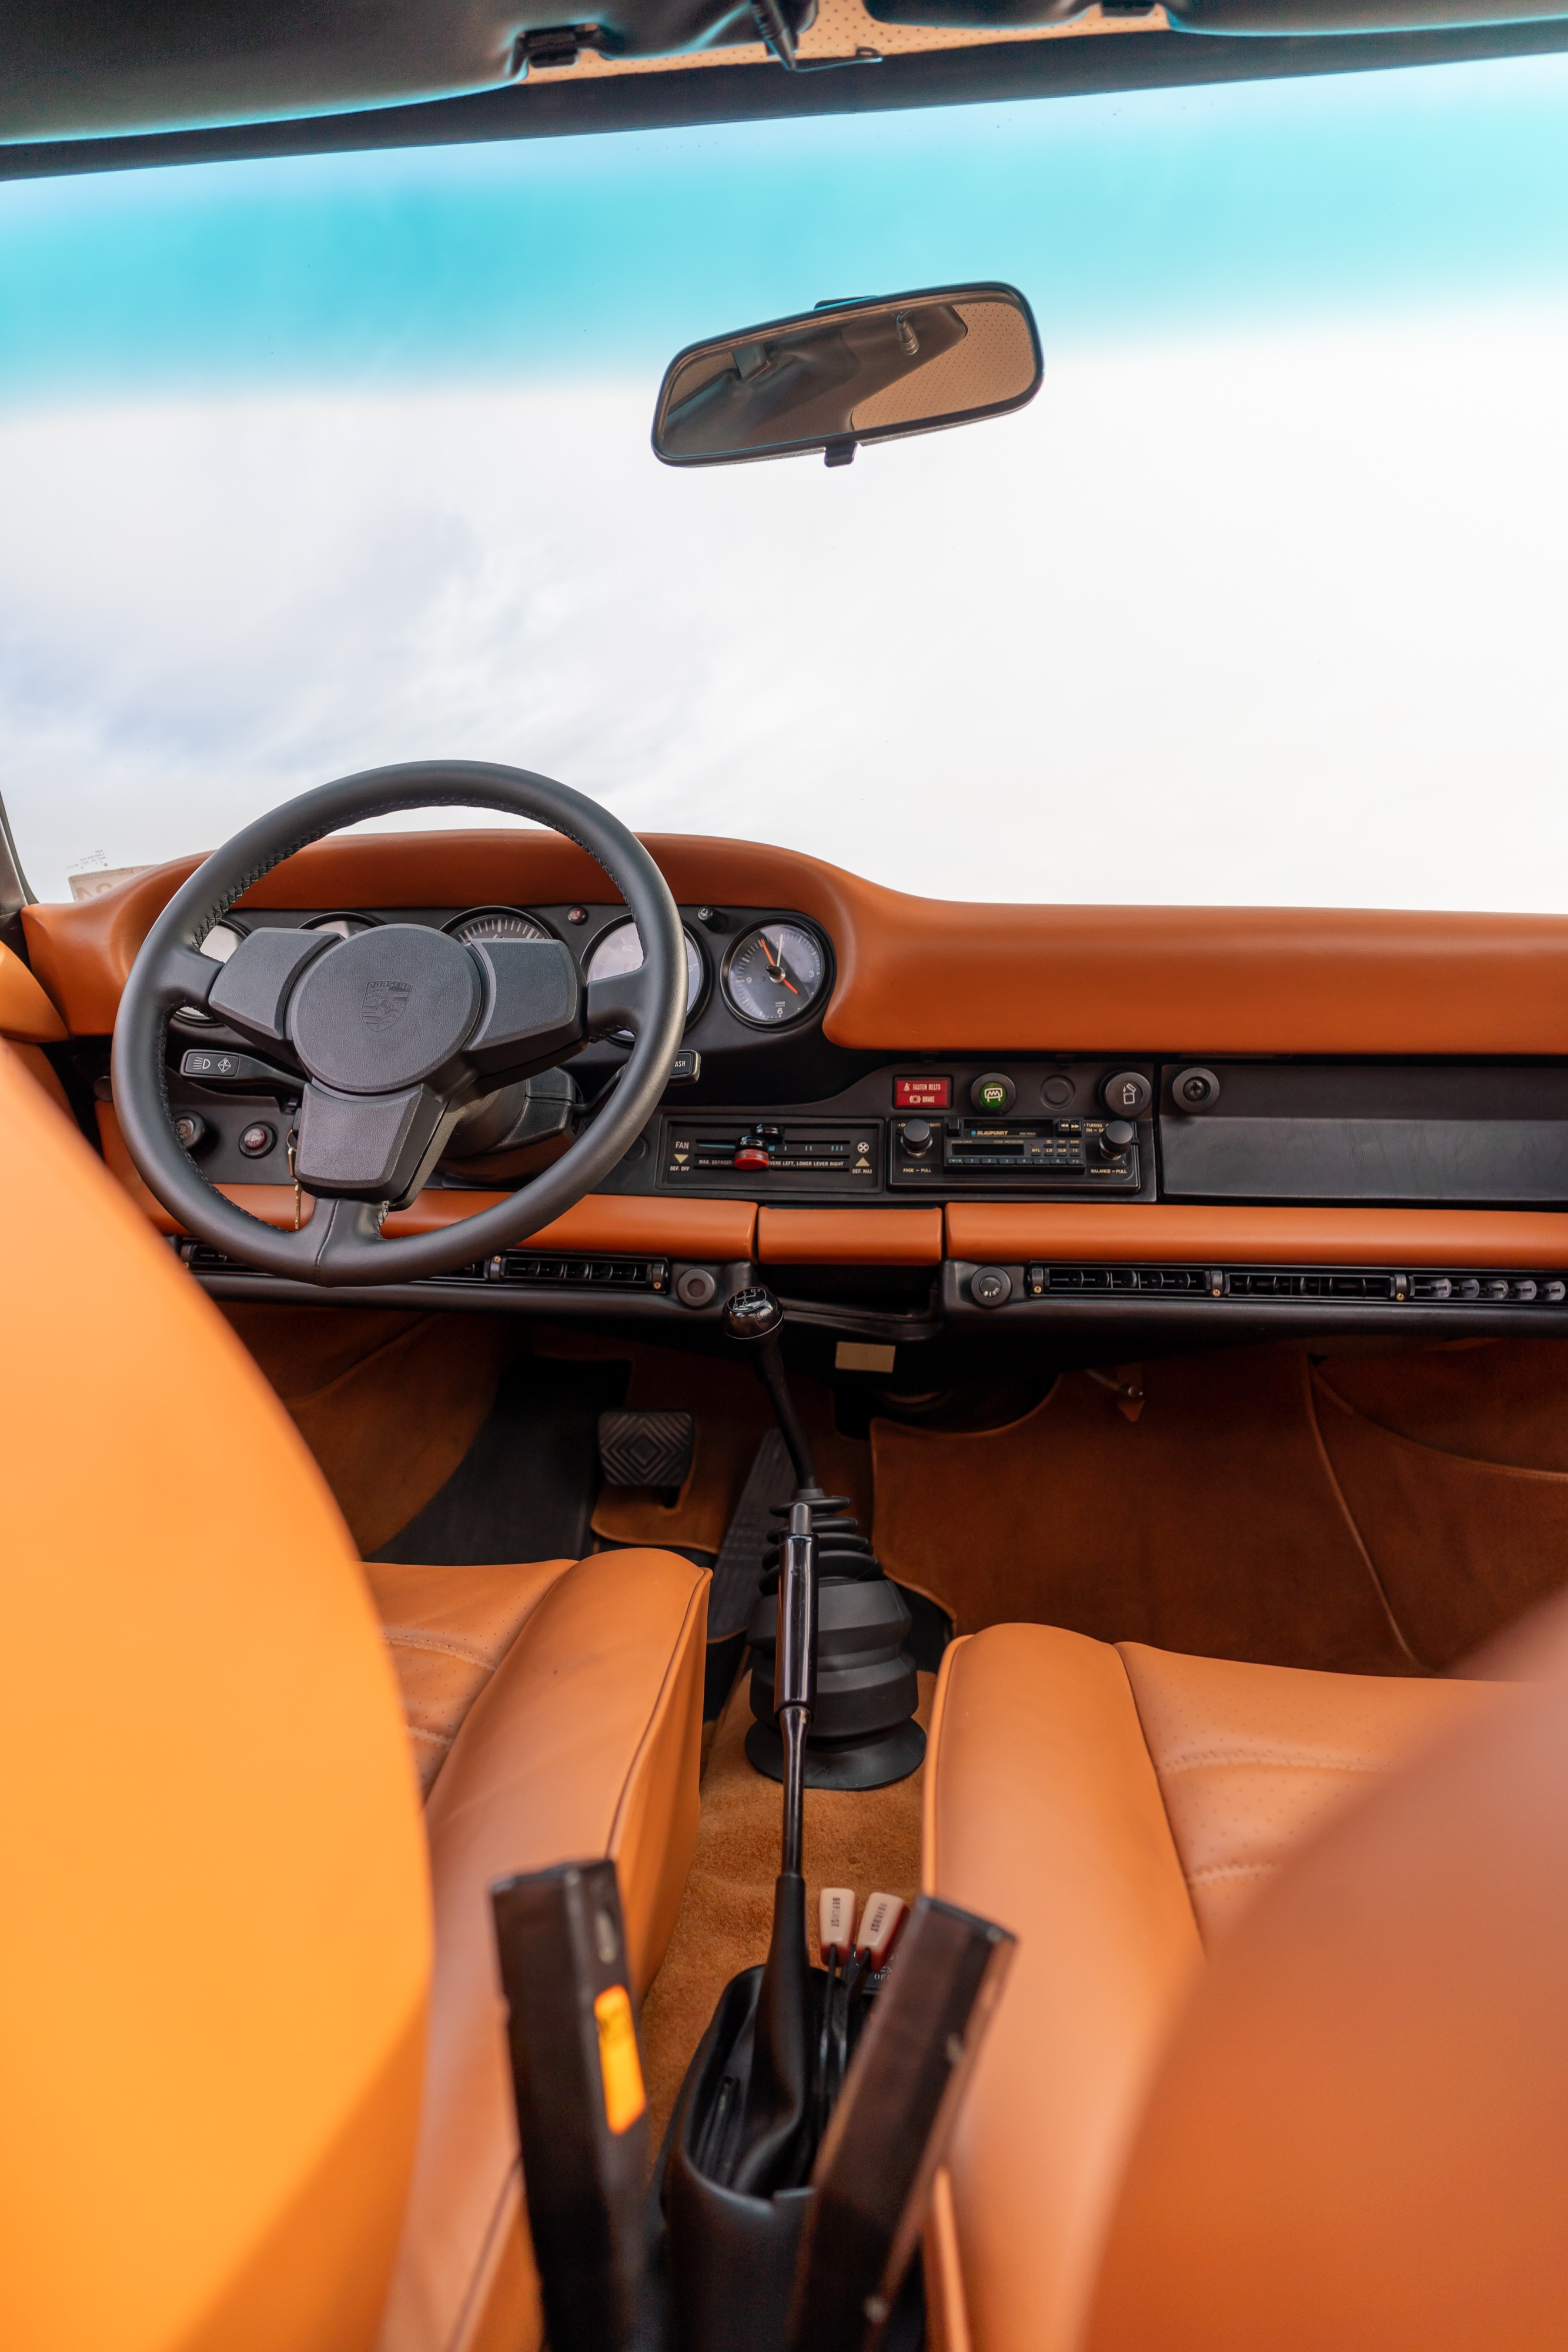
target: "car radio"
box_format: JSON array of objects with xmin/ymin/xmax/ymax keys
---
[{"xmin": 888, "ymin": 1112, "xmax": 1143, "ymax": 1190}]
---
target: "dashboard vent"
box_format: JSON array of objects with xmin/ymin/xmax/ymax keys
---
[
  {"xmin": 1034, "ymin": 1265, "xmax": 1208, "ymax": 1295},
  {"xmin": 1015, "ymin": 1262, "xmax": 1568, "ymax": 1307},
  {"xmin": 473, "ymin": 1253, "xmax": 670, "ymax": 1291},
  {"xmin": 1228, "ymin": 1271, "xmax": 1395, "ymax": 1299}
]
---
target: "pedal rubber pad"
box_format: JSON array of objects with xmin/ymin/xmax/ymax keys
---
[{"xmin": 596, "ymin": 1409, "xmax": 695, "ymax": 1492}]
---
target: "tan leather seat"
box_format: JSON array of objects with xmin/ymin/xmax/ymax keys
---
[
  {"xmin": 0, "ymin": 1040, "xmax": 707, "ymax": 2352},
  {"xmin": 921, "ymin": 1623, "xmax": 1510, "ymax": 2352}
]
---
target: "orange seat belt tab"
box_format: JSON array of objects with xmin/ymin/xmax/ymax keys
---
[{"xmin": 490, "ymin": 1857, "xmax": 650, "ymax": 2352}]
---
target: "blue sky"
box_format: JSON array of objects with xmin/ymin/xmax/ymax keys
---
[
  {"xmin": 4, "ymin": 52, "xmax": 1568, "ymax": 912},
  {"xmin": 3, "ymin": 51, "xmax": 1568, "ymax": 402}
]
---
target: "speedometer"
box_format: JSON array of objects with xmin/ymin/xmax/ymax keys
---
[
  {"xmin": 723, "ymin": 923, "xmax": 828, "ymax": 1027},
  {"xmin": 584, "ymin": 918, "xmax": 705, "ymax": 1025},
  {"xmin": 446, "ymin": 906, "xmax": 553, "ymax": 946}
]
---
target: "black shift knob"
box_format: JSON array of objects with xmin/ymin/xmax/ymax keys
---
[{"xmin": 723, "ymin": 1285, "xmax": 784, "ymax": 1344}]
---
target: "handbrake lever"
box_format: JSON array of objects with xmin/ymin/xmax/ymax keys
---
[{"xmin": 731, "ymin": 1498, "xmax": 818, "ymax": 2194}]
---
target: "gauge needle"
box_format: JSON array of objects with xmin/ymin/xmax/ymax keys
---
[{"xmin": 763, "ymin": 932, "xmax": 800, "ymax": 995}]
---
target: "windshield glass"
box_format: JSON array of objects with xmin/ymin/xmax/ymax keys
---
[{"xmin": 4, "ymin": 52, "xmax": 1568, "ymax": 910}]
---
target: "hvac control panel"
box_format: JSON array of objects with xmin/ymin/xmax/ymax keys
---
[
  {"xmin": 663, "ymin": 1120, "xmax": 882, "ymax": 1189},
  {"xmin": 652, "ymin": 1063, "xmax": 1154, "ymax": 1200}
]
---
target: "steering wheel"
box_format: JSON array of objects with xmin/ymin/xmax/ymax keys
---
[{"xmin": 112, "ymin": 761, "xmax": 688, "ymax": 1287}]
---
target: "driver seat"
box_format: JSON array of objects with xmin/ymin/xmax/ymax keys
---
[{"xmin": 0, "ymin": 1040, "xmax": 708, "ymax": 2352}]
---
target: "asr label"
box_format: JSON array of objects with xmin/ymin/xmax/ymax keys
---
[{"xmin": 593, "ymin": 1984, "xmax": 647, "ymax": 2135}]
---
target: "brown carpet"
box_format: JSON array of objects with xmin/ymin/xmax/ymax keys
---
[
  {"xmin": 872, "ymin": 1345, "xmax": 1421, "ymax": 1675},
  {"xmin": 220, "ymin": 1304, "xmax": 516, "ymax": 1555},
  {"xmin": 638, "ymin": 1669, "xmax": 934, "ymax": 2161},
  {"xmin": 1315, "ymin": 1341, "xmax": 1568, "ymax": 1668}
]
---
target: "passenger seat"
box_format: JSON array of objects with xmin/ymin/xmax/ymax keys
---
[{"xmin": 921, "ymin": 1625, "xmax": 1510, "ymax": 2352}]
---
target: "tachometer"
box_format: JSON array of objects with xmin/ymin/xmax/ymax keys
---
[
  {"xmin": 584, "ymin": 918, "xmax": 705, "ymax": 1027},
  {"xmin": 446, "ymin": 905, "xmax": 553, "ymax": 945},
  {"xmin": 723, "ymin": 923, "xmax": 828, "ymax": 1027},
  {"xmin": 304, "ymin": 911, "xmax": 380, "ymax": 940}
]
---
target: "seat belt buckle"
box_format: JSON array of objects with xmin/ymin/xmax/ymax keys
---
[
  {"xmin": 819, "ymin": 1885, "xmax": 857, "ymax": 1963},
  {"xmin": 490, "ymin": 1857, "xmax": 650, "ymax": 2352}
]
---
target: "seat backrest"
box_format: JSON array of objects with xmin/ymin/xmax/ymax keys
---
[
  {"xmin": 0, "ymin": 1042, "xmax": 430, "ymax": 2352},
  {"xmin": 1084, "ymin": 1594, "xmax": 1568, "ymax": 2351}
]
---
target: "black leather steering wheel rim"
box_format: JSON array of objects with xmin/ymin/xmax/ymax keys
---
[{"xmin": 112, "ymin": 761, "xmax": 688, "ymax": 1287}]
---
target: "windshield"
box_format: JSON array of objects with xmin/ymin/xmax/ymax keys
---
[{"xmin": 4, "ymin": 52, "xmax": 1568, "ymax": 911}]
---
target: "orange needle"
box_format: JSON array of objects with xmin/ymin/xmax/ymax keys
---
[{"xmin": 764, "ymin": 932, "xmax": 800, "ymax": 995}]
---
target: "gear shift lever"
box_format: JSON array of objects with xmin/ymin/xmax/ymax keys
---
[
  {"xmin": 722, "ymin": 1284, "xmax": 924, "ymax": 1793},
  {"xmin": 721, "ymin": 1285, "xmax": 820, "ymax": 1494}
]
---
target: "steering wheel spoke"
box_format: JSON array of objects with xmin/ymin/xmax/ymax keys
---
[
  {"xmin": 207, "ymin": 926, "xmax": 335, "ymax": 1044},
  {"xmin": 295, "ymin": 1080, "xmax": 450, "ymax": 1204},
  {"xmin": 305, "ymin": 1195, "xmax": 397, "ymax": 1284},
  {"xmin": 465, "ymin": 938, "xmax": 584, "ymax": 1075},
  {"xmin": 147, "ymin": 941, "xmax": 222, "ymax": 1015},
  {"xmin": 586, "ymin": 959, "xmax": 658, "ymax": 1041}
]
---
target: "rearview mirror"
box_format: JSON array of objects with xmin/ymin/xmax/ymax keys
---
[{"xmin": 651, "ymin": 283, "xmax": 1042, "ymax": 470}]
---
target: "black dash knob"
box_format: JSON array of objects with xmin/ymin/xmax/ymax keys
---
[
  {"xmin": 1101, "ymin": 1120, "xmax": 1135, "ymax": 1157},
  {"xmin": 1101, "ymin": 1070, "xmax": 1152, "ymax": 1117},
  {"xmin": 902, "ymin": 1119, "xmax": 935, "ymax": 1156},
  {"xmin": 970, "ymin": 1267, "xmax": 1012, "ymax": 1309},
  {"xmin": 1172, "ymin": 1066, "xmax": 1221, "ymax": 1110}
]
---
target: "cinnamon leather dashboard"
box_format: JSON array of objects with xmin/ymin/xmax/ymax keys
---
[
  {"xmin": 23, "ymin": 828, "xmax": 1568, "ymax": 1053},
  {"xmin": 15, "ymin": 830, "xmax": 1568, "ymax": 1339}
]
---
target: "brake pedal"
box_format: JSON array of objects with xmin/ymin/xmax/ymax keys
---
[{"xmin": 596, "ymin": 1408, "xmax": 695, "ymax": 1496}]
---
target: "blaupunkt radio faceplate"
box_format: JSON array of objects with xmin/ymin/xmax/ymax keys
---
[{"xmin": 889, "ymin": 1115, "xmax": 1142, "ymax": 1191}]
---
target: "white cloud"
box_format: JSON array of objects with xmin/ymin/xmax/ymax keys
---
[{"xmin": 4, "ymin": 300, "xmax": 1568, "ymax": 910}]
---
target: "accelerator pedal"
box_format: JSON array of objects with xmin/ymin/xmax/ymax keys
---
[{"xmin": 596, "ymin": 1408, "xmax": 694, "ymax": 1502}]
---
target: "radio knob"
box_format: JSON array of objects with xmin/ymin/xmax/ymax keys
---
[
  {"xmin": 1101, "ymin": 1120, "xmax": 1135, "ymax": 1158},
  {"xmin": 902, "ymin": 1119, "xmax": 935, "ymax": 1156}
]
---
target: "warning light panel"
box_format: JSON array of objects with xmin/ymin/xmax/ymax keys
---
[{"xmin": 894, "ymin": 1077, "xmax": 951, "ymax": 1109}]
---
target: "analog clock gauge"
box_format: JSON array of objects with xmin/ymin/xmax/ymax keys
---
[
  {"xmin": 723, "ymin": 923, "xmax": 828, "ymax": 1026},
  {"xmin": 584, "ymin": 918, "xmax": 705, "ymax": 1030},
  {"xmin": 445, "ymin": 906, "xmax": 553, "ymax": 945}
]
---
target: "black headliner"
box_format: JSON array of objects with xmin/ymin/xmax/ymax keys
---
[{"xmin": 5, "ymin": 18, "xmax": 1568, "ymax": 183}]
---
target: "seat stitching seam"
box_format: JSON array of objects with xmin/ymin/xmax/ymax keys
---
[
  {"xmin": 405, "ymin": 1723, "xmax": 454, "ymax": 1749},
  {"xmin": 606, "ymin": 1568, "xmax": 710, "ymax": 1867},
  {"xmin": 380, "ymin": 1626, "xmax": 497, "ymax": 1668},
  {"xmin": 1158, "ymin": 1750, "xmax": 1390, "ymax": 1776},
  {"xmin": 1186, "ymin": 1860, "xmax": 1281, "ymax": 1885},
  {"xmin": 1112, "ymin": 1646, "xmax": 1194, "ymax": 1928}
]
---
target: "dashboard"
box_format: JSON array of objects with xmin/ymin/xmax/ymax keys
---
[{"xmin": 21, "ymin": 827, "xmax": 1568, "ymax": 1357}]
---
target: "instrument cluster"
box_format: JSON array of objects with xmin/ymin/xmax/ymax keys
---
[{"xmin": 182, "ymin": 900, "xmax": 834, "ymax": 1044}]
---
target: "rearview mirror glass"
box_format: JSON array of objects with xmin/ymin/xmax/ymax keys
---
[{"xmin": 652, "ymin": 283, "xmax": 1042, "ymax": 469}]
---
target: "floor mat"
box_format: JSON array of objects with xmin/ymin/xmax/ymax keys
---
[
  {"xmin": 872, "ymin": 1345, "xmax": 1420, "ymax": 1675},
  {"xmin": 372, "ymin": 1350, "xmax": 628, "ymax": 1565},
  {"xmin": 536, "ymin": 1328, "xmax": 873, "ymax": 1557},
  {"xmin": 638, "ymin": 1668, "xmax": 934, "ymax": 2162}
]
